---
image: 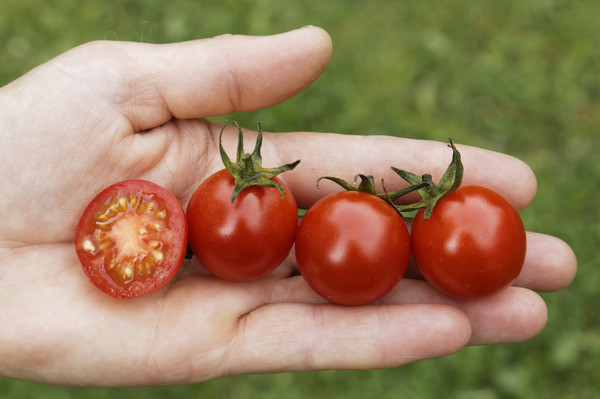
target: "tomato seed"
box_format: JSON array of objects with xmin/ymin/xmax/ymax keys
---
[
  {"xmin": 144, "ymin": 261, "xmax": 153, "ymax": 275},
  {"xmin": 123, "ymin": 264, "xmax": 134, "ymax": 280},
  {"xmin": 117, "ymin": 197, "xmax": 128, "ymax": 211},
  {"xmin": 139, "ymin": 200, "xmax": 158, "ymax": 213},
  {"xmin": 152, "ymin": 250, "xmax": 164, "ymax": 264},
  {"xmin": 99, "ymin": 239, "xmax": 113, "ymax": 250},
  {"xmin": 106, "ymin": 257, "xmax": 118, "ymax": 270},
  {"xmin": 82, "ymin": 239, "xmax": 96, "ymax": 253},
  {"xmin": 148, "ymin": 240, "xmax": 161, "ymax": 249}
]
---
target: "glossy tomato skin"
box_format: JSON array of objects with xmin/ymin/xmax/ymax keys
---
[
  {"xmin": 295, "ymin": 191, "xmax": 410, "ymax": 306},
  {"xmin": 187, "ymin": 169, "xmax": 298, "ymax": 282},
  {"xmin": 411, "ymin": 185, "xmax": 526, "ymax": 299},
  {"xmin": 75, "ymin": 180, "xmax": 187, "ymax": 299}
]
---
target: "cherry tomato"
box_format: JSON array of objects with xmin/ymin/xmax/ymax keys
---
[
  {"xmin": 295, "ymin": 191, "xmax": 410, "ymax": 306},
  {"xmin": 411, "ymin": 185, "xmax": 526, "ymax": 299},
  {"xmin": 75, "ymin": 180, "xmax": 187, "ymax": 299},
  {"xmin": 186, "ymin": 169, "xmax": 298, "ymax": 282}
]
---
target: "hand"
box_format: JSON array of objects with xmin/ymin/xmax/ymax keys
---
[{"xmin": 0, "ymin": 27, "xmax": 576, "ymax": 387}]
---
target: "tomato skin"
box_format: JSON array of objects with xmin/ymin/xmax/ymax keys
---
[
  {"xmin": 75, "ymin": 180, "xmax": 187, "ymax": 299},
  {"xmin": 186, "ymin": 169, "xmax": 298, "ymax": 282},
  {"xmin": 411, "ymin": 185, "xmax": 526, "ymax": 299},
  {"xmin": 295, "ymin": 191, "xmax": 410, "ymax": 306}
]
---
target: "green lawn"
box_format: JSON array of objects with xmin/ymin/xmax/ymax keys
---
[{"xmin": 1, "ymin": 0, "xmax": 598, "ymax": 397}]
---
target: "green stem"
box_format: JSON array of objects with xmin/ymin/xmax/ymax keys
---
[
  {"xmin": 220, "ymin": 121, "xmax": 300, "ymax": 202},
  {"xmin": 389, "ymin": 139, "xmax": 463, "ymax": 219}
]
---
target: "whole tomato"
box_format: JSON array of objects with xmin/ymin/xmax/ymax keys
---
[
  {"xmin": 187, "ymin": 169, "xmax": 298, "ymax": 281},
  {"xmin": 410, "ymin": 185, "xmax": 526, "ymax": 299},
  {"xmin": 186, "ymin": 122, "xmax": 299, "ymax": 282},
  {"xmin": 75, "ymin": 180, "xmax": 188, "ymax": 299},
  {"xmin": 295, "ymin": 191, "xmax": 411, "ymax": 306}
]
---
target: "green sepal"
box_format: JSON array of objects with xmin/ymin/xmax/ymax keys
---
[
  {"xmin": 220, "ymin": 121, "xmax": 300, "ymax": 202},
  {"xmin": 390, "ymin": 139, "xmax": 463, "ymax": 219},
  {"xmin": 317, "ymin": 173, "xmax": 427, "ymax": 203},
  {"xmin": 317, "ymin": 174, "xmax": 379, "ymax": 195}
]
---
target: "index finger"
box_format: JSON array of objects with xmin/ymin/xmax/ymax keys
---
[{"xmin": 260, "ymin": 131, "xmax": 537, "ymax": 210}]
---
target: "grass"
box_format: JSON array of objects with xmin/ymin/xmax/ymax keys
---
[{"xmin": 1, "ymin": 0, "xmax": 598, "ymax": 397}]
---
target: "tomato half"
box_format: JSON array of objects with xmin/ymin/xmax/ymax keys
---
[
  {"xmin": 186, "ymin": 169, "xmax": 298, "ymax": 282},
  {"xmin": 75, "ymin": 180, "xmax": 187, "ymax": 299},
  {"xmin": 411, "ymin": 185, "xmax": 526, "ymax": 299},
  {"xmin": 295, "ymin": 191, "xmax": 410, "ymax": 306}
]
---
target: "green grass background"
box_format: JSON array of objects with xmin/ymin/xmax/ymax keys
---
[{"xmin": 1, "ymin": 0, "xmax": 598, "ymax": 397}]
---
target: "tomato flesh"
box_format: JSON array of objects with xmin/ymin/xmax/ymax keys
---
[
  {"xmin": 296, "ymin": 191, "xmax": 410, "ymax": 306},
  {"xmin": 411, "ymin": 185, "xmax": 526, "ymax": 299},
  {"xmin": 75, "ymin": 180, "xmax": 187, "ymax": 299},
  {"xmin": 187, "ymin": 169, "xmax": 298, "ymax": 282}
]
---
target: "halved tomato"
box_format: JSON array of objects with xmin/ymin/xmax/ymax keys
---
[{"xmin": 75, "ymin": 180, "xmax": 187, "ymax": 299}]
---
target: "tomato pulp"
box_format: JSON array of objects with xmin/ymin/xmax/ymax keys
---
[
  {"xmin": 75, "ymin": 180, "xmax": 188, "ymax": 299},
  {"xmin": 411, "ymin": 185, "xmax": 526, "ymax": 299},
  {"xmin": 186, "ymin": 169, "xmax": 298, "ymax": 282},
  {"xmin": 295, "ymin": 191, "xmax": 410, "ymax": 305}
]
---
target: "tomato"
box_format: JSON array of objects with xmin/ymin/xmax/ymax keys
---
[
  {"xmin": 186, "ymin": 169, "xmax": 298, "ymax": 282},
  {"xmin": 75, "ymin": 180, "xmax": 187, "ymax": 299},
  {"xmin": 411, "ymin": 185, "xmax": 526, "ymax": 299},
  {"xmin": 295, "ymin": 191, "xmax": 410, "ymax": 306}
]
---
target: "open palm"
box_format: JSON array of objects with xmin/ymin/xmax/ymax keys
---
[{"xmin": 0, "ymin": 27, "xmax": 576, "ymax": 387}]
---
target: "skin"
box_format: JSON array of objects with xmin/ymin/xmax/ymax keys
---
[
  {"xmin": 187, "ymin": 171, "xmax": 298, "ymax": 282},
  {"xmin": 0, "ymin": 27, "xmax": 577, "ymax": 387},
  {"xmin": 296, "ymin": 191, "xmax": 410, "ymax": 305},
  {"xmin": 411, "ymin": 185, "xmax": 527, "ymax": 299}
]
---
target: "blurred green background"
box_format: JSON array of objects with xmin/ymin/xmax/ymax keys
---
[{"xmin": 1, "ymin": 0, "xmax": 597, "ymax": 397}]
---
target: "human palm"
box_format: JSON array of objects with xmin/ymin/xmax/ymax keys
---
[{"xmin": 0, "ymin": 27, "xmax": 576, "ymax": 386}]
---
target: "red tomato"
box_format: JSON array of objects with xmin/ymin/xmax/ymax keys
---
[
  {"xmin": 75, "ymin": 180, "xmax": 187, "ymax": 299},
  {"xmin": 411, "ymin": 185, "xmax": 526, "ymax": 299},
  {"xmin": 187, "ymin": 169, "xmax": 298, "ymax": 282},
  {"xmin": 295, "ymin": 191, "xmax": 410, "ymax": 306}
]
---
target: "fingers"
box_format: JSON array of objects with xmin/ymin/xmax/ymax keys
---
[
  {"xmin": 225, "ymin": 279, "xmax": 544, "ymax": 375},
  {"xmin": 224, "ymin": 302, "xmax": 471, "ymax": 376},
  {"xmin": 514, "ymin": 232, "xmax": 577, "ymax": 291},
  {"xmin": 378, "ymin": 281, "xmax": 548, "ymax": 346},
  {"xmin": 261, "ymin": 132, "xmax": 537, "ymax": 210},
  {"xmin": 457, "ymin": 287, "xmax": 548, "ymax": 345}
]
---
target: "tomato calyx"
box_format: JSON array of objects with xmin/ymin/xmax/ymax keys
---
[
  {"xmin": 315, "ymin": 140, "xmax": 463, "ymax": 220},
  {"xmin": 220, "ymin": 121, "xmax": 300, "ymax": 202},
  {"xmin": 317, "ymin": 173, "xmax": 426, "ymax": 200},
  {"xmin": 389, "ymin": 139, "xmax": 463, "ymax": 220}
]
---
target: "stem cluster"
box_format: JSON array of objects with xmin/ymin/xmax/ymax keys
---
[
  {"xmin": 321, "ymin": 139, "xmax": 463, "ymax": 219},
  {"xmin": 220, "ymin": 121, "xmax": 463, "ymax": 220},
  {"xmin": 220, "ymin": 122, "xmax": 300, "ymax": 202}
]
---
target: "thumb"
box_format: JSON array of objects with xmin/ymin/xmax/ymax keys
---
[{"xmin": 49, "ymin": 26, "xmax": 333, "ymax": 132}]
